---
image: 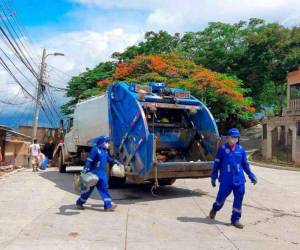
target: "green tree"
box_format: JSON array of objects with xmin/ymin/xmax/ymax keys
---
[
  {"xmin": 63, "ymin": 19, "xmax": 300, "ymax": 118},
  {"xmin": 97, "ymin": 53, "xmax": 255, "ymax": 129},
  {"xmin": 178, "ymin": 19, "xmax": 300, "ymax": 112},
  {"xmin": 112, "ymin": 31, "xmax": 180, "ymax": 61},
  {"xmin": 61, "ymin": 62, "xmax": 115, "ymax": 114}
]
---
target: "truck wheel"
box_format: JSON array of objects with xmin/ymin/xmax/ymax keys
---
[
  {"xmin": 58, "ymin": 151, "xmax": 66, "ymax": 173},
  {"xmin": 158, "ymin": 178, "xmax": 176, "ymax": 186},
  {"xmin": 109, "ymin": 176, "xmax": 126, "ymax": 189}
]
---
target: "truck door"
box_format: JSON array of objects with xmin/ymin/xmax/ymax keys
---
[{"xmin": 108, "ymin": 83, "xmax": 154, "ymax": 176}]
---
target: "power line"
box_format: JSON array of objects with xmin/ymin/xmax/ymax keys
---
[
  {"xmin": 0, "ymin": 1, "xmax": 39, "ymax": 76},
  {"xmin": 0, "ymin": 0, "xmax": 39, "ymax": 69},
  {"xmin": 0, "ymin": 98, "xmax": 31, "ymax": 105},
  {"xmin": 43, "ymin": 88, "xmax": 63, "ymax": 121},
  {"xmin": 44, "ymin": 81, "xmax": 67, "ymax": 91},
  {"xmin": 3, "ymin": 0, "xmax": 40, "ymax": 66},
  {"xmin": 0, "ymin": 26, "xmax": 38, "ymax": 79},
  {"xmin": 0, "ymin": 46, "xmax": 37, "ymax": 87},
  {"xmin": 47, "ymin": 64, "xmax": 73, "ymax": 78},
  {"xmin": 10, "ymin": 101, "xmax": 34, "ymax": 128},
  {"xmin": 0, "ymin": 56, "xmax": 36, "ymax": 99},
  {"xmin": 0, "ymin": 0, "xmax": 65, "ymax": 130},
  {"xmin": 41, "ymin": 99, "xmax": 57, "ymax": 128}
]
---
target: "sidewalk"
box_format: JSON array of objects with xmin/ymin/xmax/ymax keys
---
[
  {"xmin": 249, "ymin": 160, "xmax": 300, "ymax": 172},
  {"xmin": 0, "ymin": 165, "xmax": 23, "ymax": 176}
]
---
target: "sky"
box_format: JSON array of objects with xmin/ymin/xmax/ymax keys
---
[{"xmin": 0, "ymin": 0, "xmax": 300, "ymax": 127}]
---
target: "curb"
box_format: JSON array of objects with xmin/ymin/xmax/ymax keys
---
[
  {"xmin": 249, "ymin": 161, "xmax": 300, "ymax": 172},
  {"xmin": 0, "ymin": 167, "xmax": 26, "ymax": 180}
]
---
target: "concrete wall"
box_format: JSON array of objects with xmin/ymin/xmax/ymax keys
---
[
  {"xmin": 19, "ymin": 126, "xmax": 60, "ymax": 144},
  {"xmin": 3, "ymin": 140, "xmax": 30, "ymax": 167},
  {"xmin": 262, "ymin": 116, "xmax": 300, "ymax": 165}
]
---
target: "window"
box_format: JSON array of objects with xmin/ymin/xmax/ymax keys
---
[
  {"xmin": 290, "ymin": 83, "xmax": 300, "ymax": 99},
  {"xmin": 297, "ymin": 121, "xmax": 300, "ymax": 137},
  {"xmin": 263, "ymin": 124, "xmax": 267, "ymax": 139},
  {"xmin": 66, "ymin": 117, "xmax": 74, "ymax": 133}
]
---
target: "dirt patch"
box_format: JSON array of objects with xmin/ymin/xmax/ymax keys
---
[{"xmin": 68, "ymin": 232, "xmax": 80, "ymax": 238}]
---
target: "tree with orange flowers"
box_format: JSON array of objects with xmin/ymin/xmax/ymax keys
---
[{"xmin": 93, "ymin": 53, "xmax": 254, "ymax": 128}]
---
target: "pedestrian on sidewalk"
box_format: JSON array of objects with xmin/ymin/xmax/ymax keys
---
[
  {"xmin": 29, "ymin": 139, "xmax": 40, "ymax": 172},
  {"xmin": 38, "ymin": 152, "xmax": 48, "ymax": 170},
  {"xmin": 76, "ymin": 136, "xmax": 118, "ymax": 211},
  {"xmin": 209, "ymin": 128, "xmax": 257, "ymax": 229}
]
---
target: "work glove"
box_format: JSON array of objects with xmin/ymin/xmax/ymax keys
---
[
  {"xmin": 81, "ymin": 168, "xmax": 89, "ymax": 174},
  {"xmin": 211, "ymin": 179, "xmax": 216, "ymax": 187},
  {"xmin": 114, "ymin": 160, "xmax": 121, "ymax": 165},
  {"xmin": 251, "ymin": 177, "xmax": 257, "ymax": 185}
]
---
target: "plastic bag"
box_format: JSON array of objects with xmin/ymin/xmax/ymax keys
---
[
  {"xmin": 111, "ymin": 164, "xmax": 125, "ymax": 178},
  {"xmin": 39, "ymin": 157, "xmax": 48, "ymax": 170},
  {"xmin": 73, "ymin": 174, "xmax": 90, "ymax": 194},
  {"xmin": 80, "ymin": 172, "xmax": 99, "ymax": 187}
]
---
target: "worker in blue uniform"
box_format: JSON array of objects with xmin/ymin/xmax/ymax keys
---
[
  {"xmin": 76, "ymin": 136, "xmax": 118, "ymax": 211},
  {"xmin": 209, "ymin": 128, "xmax": 257, "ymax": 229}
]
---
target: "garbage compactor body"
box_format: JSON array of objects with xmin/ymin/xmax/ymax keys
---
[{"xmin": 107, "ymin": 82, "xmax": 220, "ymax": 183}]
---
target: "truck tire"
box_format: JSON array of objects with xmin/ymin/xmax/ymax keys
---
[
  {"xmin": 158, "ymin": 178, "xmax": 176, "ymax": 186},
  {"xmin": 58, "ymin": 151, "xmax": 66, "ymax": 173},
  {"xmin": 109, "ymin": 176, "xmax": 126, "ymax": 189}
]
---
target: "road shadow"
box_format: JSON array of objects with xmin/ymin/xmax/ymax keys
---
[
  {"xmin": 57, "ymin": 203, "xmax": 105, "ymax": 216},
  {"xmin": 177, "ymin": 216, "xmax": 231, "ymax": 226},
  {"xmin": 40, "ymin": 169, "xmax": 209, "ymax": 205}
]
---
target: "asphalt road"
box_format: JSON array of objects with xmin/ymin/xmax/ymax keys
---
[{"xmin": 0, "ymin": 165, "xmax": 300, "ymax": 250}]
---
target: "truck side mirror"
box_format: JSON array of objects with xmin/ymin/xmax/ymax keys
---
[
  {"xmin": 66, "ymin": 117, "xmax": 74, "ymax": 133},
  {"xmin": 60, "ymin": 119, "xmax": 65, "ymax": 135},
  {"xmin": 60, "ymin": 119, "xmax": 64, "ymax": 129}
]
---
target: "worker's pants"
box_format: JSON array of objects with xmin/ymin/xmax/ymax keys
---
[
  {"xmin": 212, "ymin": 182, "xmax": 245, "ymax": 223},
  {"xmin": 76, "ymin": 176, "xmax": 113, "ymax": 209}
]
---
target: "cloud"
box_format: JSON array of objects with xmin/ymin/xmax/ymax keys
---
[
  {"xmin": 0, "ymin": 28, "xmax": 141, "ymax": 119},
  {"xmin": 0, "ymin": 36, "xmax": 38, "ymax": 111},
  {"xmin": 42, "ymin": 28, "xmax": 141, "ymax": 82},
  {"xmin": 71, "ymin": 0, "xmax": 300, "ymax": 32},
  {"xmin": 0, "ymin": 28, "xmax": 141, "ymax": 95}
]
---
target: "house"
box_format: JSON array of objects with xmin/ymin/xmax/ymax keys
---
[
  {"xmin": 18, "ymin": 125, "xmax": 61, "ymax": 145},
  {"xmin": 262, "ymin": 67, "xmax": 300, "ymax": 164},
  {"xmin": 0, "ymin": 125, "xmax": 31, "ymax": 167}
]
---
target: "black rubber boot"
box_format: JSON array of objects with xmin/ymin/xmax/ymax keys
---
[
  {"xmin": 75, "ymin": 204, "xmax": 85, "ymax": 210},
  {"xmin": 231, "ymin": 221, "xmax": 244, "ymax": 229},
  {"xmin": 104, "ymin": 204, "xmax": 117, "ymax": 212},
  {"xmin": 209, "ymin": 209, "xmax": 216, "ymax": 219}
]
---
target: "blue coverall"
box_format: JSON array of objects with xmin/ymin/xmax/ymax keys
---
[
  {"xmin": 211, "ymin": 143, "xmax": 257, "ymax": 223},
  {"xmin": 76, "ymin": 145, "xmax": 116, "ymax": 209}
]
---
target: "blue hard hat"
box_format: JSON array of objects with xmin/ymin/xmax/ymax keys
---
[
  {"xmin": 227, "ymin": 128, "xmax": 240, "ymax": 137},
  {"xmin": 96, "ymin": 136, "xmax": 111, "ymax": 146}
]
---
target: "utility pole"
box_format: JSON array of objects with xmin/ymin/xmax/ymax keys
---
[
  {"xmin": 31, "ymin": 49, "xmax": 64, "ymax": 142},
  {"xmin": 32, "ymin": 48, "xmax": 46, "ymax": 142}
]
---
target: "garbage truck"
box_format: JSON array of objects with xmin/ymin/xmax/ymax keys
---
[{"xmin": 54, "ymin": 82, "xmax": 220, "ymax": 187}]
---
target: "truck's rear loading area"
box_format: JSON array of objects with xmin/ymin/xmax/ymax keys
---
[{"xmin": 108, "ymin": 82, "xmax": 220, "ymax": 182}]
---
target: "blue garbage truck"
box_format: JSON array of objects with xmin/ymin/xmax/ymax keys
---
[{"xmin": 54, "ymin": 82, "xmax": 220, "ymax": 187}]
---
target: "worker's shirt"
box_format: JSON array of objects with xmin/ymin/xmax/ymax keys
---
[
  {"xmin": 83, "ymin": 146, "xmax": 115, "ymax": 178},
  {"xmin": 211, "ymin": 143, "xmax": 256, "ymax": 186},
  {"xmin": 30, "ymin": 144, "xmax": 40, "ymax": 157}
]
